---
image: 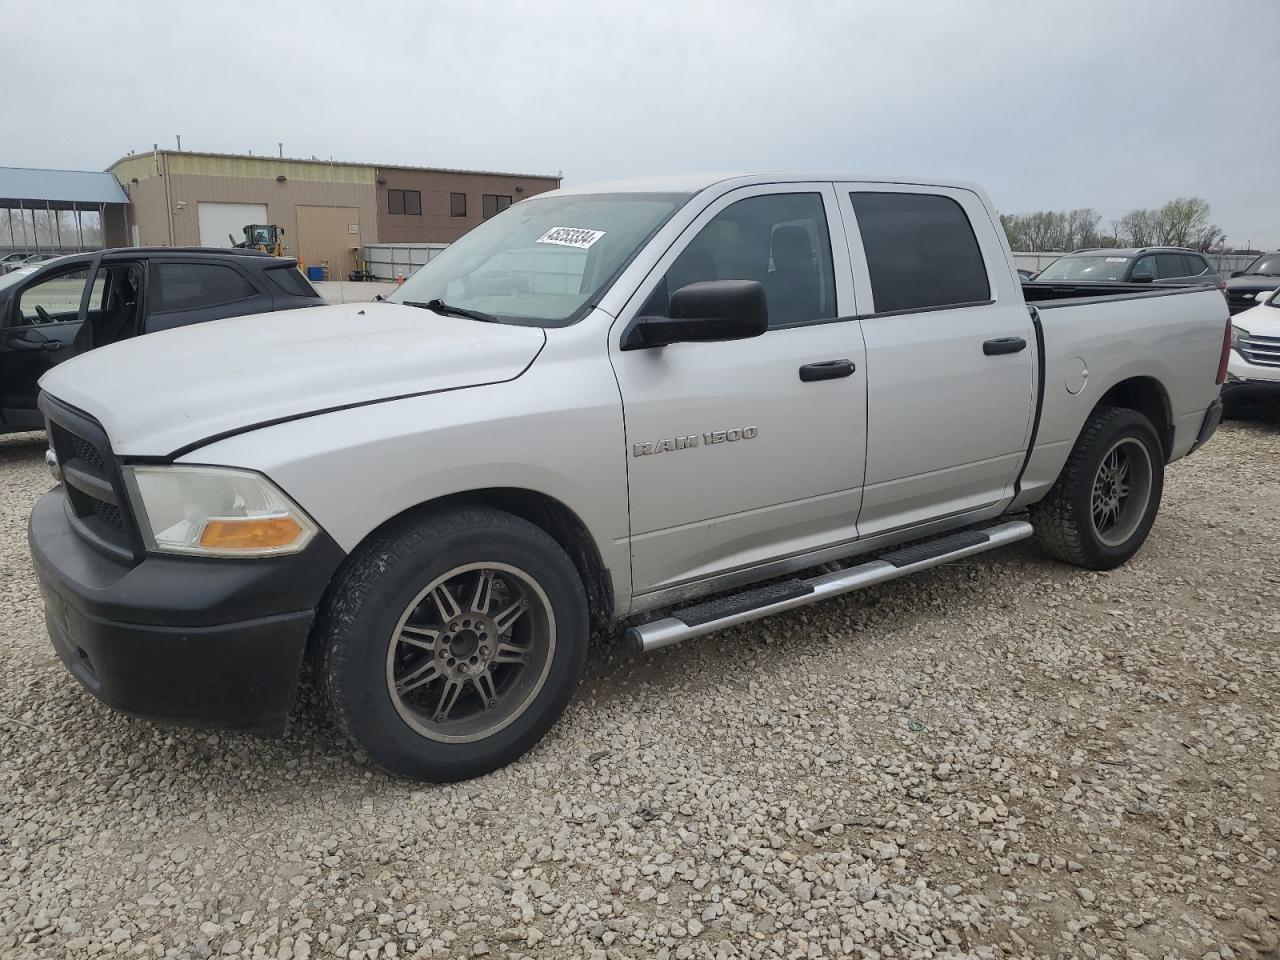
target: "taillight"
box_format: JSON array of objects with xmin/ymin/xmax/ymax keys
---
[{"xmin": 1216, "ymin": 319, "xmax": 1231, "ymax": 385}]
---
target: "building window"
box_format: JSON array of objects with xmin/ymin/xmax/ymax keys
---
[
  {"xmin": 482, "ymin": 194, "xmax": 513, "ymax": 219},
  {"xmin": 388, "ymin": 189, "xmax": 422, "ymax": 216},
  {"xmin": 450, "ymin": 192, "xmax": 467, "ymax": 217}
]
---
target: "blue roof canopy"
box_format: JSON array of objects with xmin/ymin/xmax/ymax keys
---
[{"xmin": 0, "ymin": 166, "xmax": 128, "ymax": 206}]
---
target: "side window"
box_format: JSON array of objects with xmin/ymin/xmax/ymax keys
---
[
  {"xmin": 263, "ymin": 265, "xmax": 318, "ymax": 298},
  {"xmin": 849, "ymin": 192, "xmax": 989, "ymax": 313},
  {"xmin": 1155, "ymin": 253, "xmax": 1189, "ymax": 279},
  {"xmin": 15, "ymin": 267, "xmax": 90, "ymax": 324},
  {"xmin": 482, "ymin": 194, "xmax": 513, "ymax": 219},
  {"xmin": 152, "ymin": 263, "xmax": 258, "ymax": 313},
  {"xmin": 1131, "ymin": 255, "xmax": 1157, "ymax": 279},
  {"xmin": 388, "ymin": 189, "xmax": 422, "ymax": 216},
  {"xmin": 648, "ymin": 192, "xmax": 836, "ymax": 328}
]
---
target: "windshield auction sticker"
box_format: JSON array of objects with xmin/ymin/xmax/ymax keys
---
[{"xmin": 536, "ymin": 227, "xmax": 606, "ymax": 249}]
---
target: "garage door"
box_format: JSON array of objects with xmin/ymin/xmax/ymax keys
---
[
  {"xmin": 197, "ymin": 202, "xmax": 268, "ymax": 248},
  {"xmin": 296, "ymin": 205, "xmax": 361, "ymax": 281}
]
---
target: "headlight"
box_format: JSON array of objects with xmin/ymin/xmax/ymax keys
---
[
  {"xmin": 123, "ymin": 465, "xmax": 318, "ymax": 557},
  {"xmin": 1231, "ymin": 324, "xmax": 1250, "ymax": 350}
]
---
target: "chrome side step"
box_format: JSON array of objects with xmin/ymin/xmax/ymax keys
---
[{"xmin": 627, "ymin": 520, "xmax": 1033, "ymax": 653}]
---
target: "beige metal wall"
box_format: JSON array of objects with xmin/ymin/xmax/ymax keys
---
[
  {"xmin": 111, "ymin": 152, "xmax": 377, "ymax": 259},
  {"xmin": 120, "ymin": 174, "xmax": 171, "ymax": 246},
  {"xmin": 376, "ymin": 168, "xmax": 561, "ymax": 244},
  {"xmin": 296, "ymin": 205, "xmax": 362, "ymax": 280},
  {"xmin": 110, "ymin": 151, "xmax": 558, "ymax": 255},
  {"xmin": 162, "ymin": 174, "xmax": 376, "ymax": 260}
]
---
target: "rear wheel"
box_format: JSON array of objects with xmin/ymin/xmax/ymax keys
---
[
  {"xmin": 319, "ymin": 506, "xmax": 588, "ymax": 781},
  {"xmin": 1030, "ymin": 406, "xmax": 1164, "ymax": 570}
]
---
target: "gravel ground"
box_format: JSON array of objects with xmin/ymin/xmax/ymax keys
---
[{"xmin": 1, "ymin": 418, "xmax": 1277, "ymax": 960}]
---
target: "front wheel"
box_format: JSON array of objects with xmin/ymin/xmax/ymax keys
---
[
  {"xmin": 1030, "ymin": 406, "xmax": 1164, "ymax": 570},
  {"xmin": 318, "ymin": 506, "xmax": 588, "ymax": 781}
]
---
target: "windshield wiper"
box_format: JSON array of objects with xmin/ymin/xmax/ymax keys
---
[{"xmin": 403, "ymin": 299, "xmax": 498, "ymax": 323}]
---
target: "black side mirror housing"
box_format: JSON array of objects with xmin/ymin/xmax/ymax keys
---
[
  {"xmin": 1230, "ymin": 270, "xmax": 1242, "ymax": 278},
  {"xmin": 621, "ymin": 280, "xmax": 768, "ymax": 350},
  {"xmin": 1130, "ymin": 271, "xmax": 1154, "ymax": 283}
]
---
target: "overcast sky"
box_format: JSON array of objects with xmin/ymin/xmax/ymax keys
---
[{"xmin": 9, "ymin": 0, "xmax": 1280, "ymax": 247}]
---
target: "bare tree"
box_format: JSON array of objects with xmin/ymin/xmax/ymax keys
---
[
  {"xmin": 1154, "ymin": 197, "xmax": 1220, "ymax": 248},
  {"xmin": 1117, "ymin": 208, "xmax": 1159, "ymax": 247},
  {"xmin": 1002, "ymin": 199, "xmax": 1225, "ymax": 252}
]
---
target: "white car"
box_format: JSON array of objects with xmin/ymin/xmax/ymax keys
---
[{"xmin": 1224, "ymin": 287, "xmax": 1280, "ymax": 408}]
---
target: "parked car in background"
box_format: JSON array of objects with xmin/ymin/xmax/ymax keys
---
[
  {"xmin": 1223, "ymin": 288, "xmax": 1280, "ymax": 410},
  {"xmin": 0, "ymin": 247, "xmax": 322, "ymax": 432},
  {"xmin": 1224, "ymin": 251, "xmax": 1280, "ymax": 315},
  {"xmin": 1032, "ymin": 247, "xmax": 1221, "ymax": 288},
  {"xmin": 21, "ymin": 253, "xmax": 65, "ymax": 269},
  {"xmin": 1, "ymin": 252, "xmax": 35, "ymax": 274},
  {"xmin": 29, "ymin": 173, "xmax": 1228, "ymax": 782}
]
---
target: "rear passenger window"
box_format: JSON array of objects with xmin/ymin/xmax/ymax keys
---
[
  {"xmin": 152, "ymin": 263, "xmax": 257, "ymax": 312},
  {"xmin": 648, "ymin": 192, "xmax": 837, "ymax": 328},
  {"xmin": 264, "ymin": 265, "xmax": 318, "ymax": 298},
  {"xmin": 1155, "ymin": 253, "xmax": 1189, "ymax": 279},
  {"xmin": 849, "ymin": 192, "xmax": 989, "ymax": 313}
]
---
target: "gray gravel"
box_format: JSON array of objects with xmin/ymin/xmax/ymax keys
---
[{"xmin": 2, "ymin": 419, "xmax": 1278, "ymax": 959}]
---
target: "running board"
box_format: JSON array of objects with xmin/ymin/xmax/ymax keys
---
[{"xmin": 627, "ymin": 520, "xmax": 1033, "ymax": 653}]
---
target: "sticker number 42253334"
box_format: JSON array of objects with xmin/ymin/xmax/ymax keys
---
[{"xmin": 536, "ymin": 226, "xmax": 606, "ymax": 249}]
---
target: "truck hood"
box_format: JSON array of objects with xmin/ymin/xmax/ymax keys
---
[
  {"xmin": 39, "ymin": 302, "xmax": 546, "ymax": 456},
  {"xmin": 1226, "ymin": 275, "xmax": 1280, "ymax": 293}
]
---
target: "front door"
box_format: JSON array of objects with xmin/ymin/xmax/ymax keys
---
[
  {"xmin": 0, "ymin": 263, "xmax": 93, "ymax": 428},
  {"xmin": 836, "ymin": 184, "xmax": 1037, "ymax": 536},
  {"xmin": 611, "ymin": 183, "xmax": 868, "ymax": 598}
]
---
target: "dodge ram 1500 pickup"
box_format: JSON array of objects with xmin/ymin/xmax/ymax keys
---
[{"xmin": 29, "ymin": 174, "xmax": 1230, "ymax": 781}]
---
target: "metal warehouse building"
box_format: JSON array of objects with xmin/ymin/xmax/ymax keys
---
[{"xmin": 109, "ymin": 149, "xmax": 561, "ymax": 280}]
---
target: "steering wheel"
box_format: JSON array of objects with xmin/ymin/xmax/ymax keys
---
[{"xmin": 34, "ymin": 305, "xmax": 52, "ymax": 324}]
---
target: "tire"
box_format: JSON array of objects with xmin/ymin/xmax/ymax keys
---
[
  {"xmin": 318, "ymin": 506, "xmax": 589, "ymax": 782},
  {"xmin": 1029, "ymin": 406, "xmax": 1164, "ymax": 570}
]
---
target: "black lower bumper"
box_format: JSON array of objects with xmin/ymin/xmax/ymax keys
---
[
  {"xmin": 29, "ymin": 487, "xmax": 345, "ymax": 733},
  {"xmin": 1222, "ymin": 378, "xmax": 1280, "ymax": 404}
]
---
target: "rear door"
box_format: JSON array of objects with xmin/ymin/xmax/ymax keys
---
[
  {"xmin": 144, "ymin": 259, "xmax": 275, "ymax": 333},
  {"xmin": 836, "ymin": 184, "xmax": 1036, "ymax": 537}
]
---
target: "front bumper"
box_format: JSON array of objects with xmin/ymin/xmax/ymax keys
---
[
  {"xmin": 1223, "ymin": 352, "xmax": 1280, "ymax": 406},
  {"xmin": 29, "ymin": 486, "xmax": 345, "ymax": 733}
]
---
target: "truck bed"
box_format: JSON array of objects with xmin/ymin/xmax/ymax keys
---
[{"xmin": 1021, "ymin": 279, "xmax": 1218, "ymax": 305}]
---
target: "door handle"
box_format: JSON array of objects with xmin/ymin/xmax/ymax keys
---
[
  {"xmin": 983, "ymin": 337, "xmax": 1027, "ymax": 356},
  {"xmin": 799, "ymin": 359, "xmax": 855, "ymax": 382}
]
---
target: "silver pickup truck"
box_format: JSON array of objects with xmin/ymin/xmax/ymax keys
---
[{"xmin": 29, "ymin": 174, "xmax": 1230, "ymax": 781}]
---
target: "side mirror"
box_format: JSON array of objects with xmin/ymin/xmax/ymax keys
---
[
  {"xmin": 1230, "ymin": 270, "xmax": 1242, "ymax": 278},
  {"xmin": 621, "ymin": 280, "xmax": 768, "ymax": 350},
  {"xmin": 1130, "ymin": 271, "xmax": 1154, "ymax": 283}
]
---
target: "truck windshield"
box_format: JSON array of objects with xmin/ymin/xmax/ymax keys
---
[
  {"xmin": 1241, "ymin": 254, "xmax": 1280, "ymax": 277},
  {"xmin": 388, "ymin": 192, "xmax": 689, "ymax": 327},
  {"xmin": 1035, "ymin": 255, "xmax": 1131, "ymax": 282}
]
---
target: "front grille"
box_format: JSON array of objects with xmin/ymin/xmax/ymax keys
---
[
  {"xmin": 1238, "ymin": 333, "xmax": 1280, "ymax": 368},
  {"xmin": 42, "ymin": 396, "xmax": 140, "ymax": 563},
  {"xmin": 68, "ymin": 433, "xmax": 107, "ymax": 474}
]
